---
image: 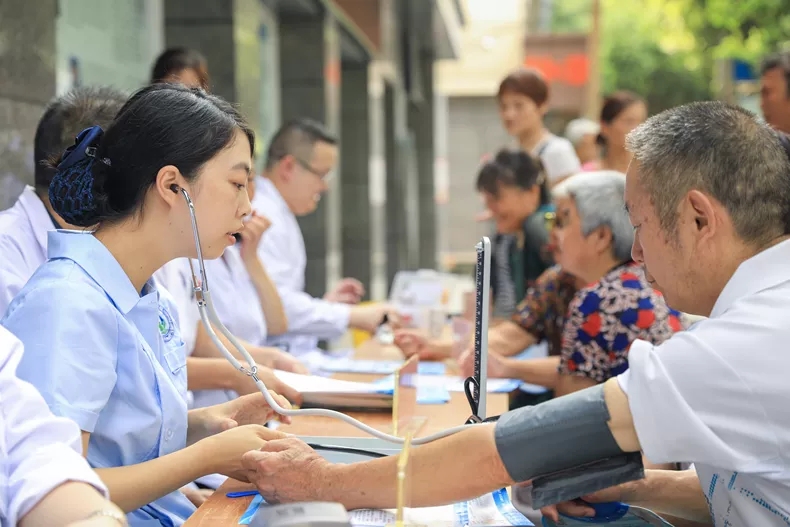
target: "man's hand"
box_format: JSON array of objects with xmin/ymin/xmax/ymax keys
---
[
  {"xmin": 540, "ymin": 480, "xmax": 640, "ymax": 522},
  {"xmin": 324, "ymin": 278, "xmax": 365, "ymax": 304},
  {"xmin": 241, "ymin": 437, "xmax": 334, "ymax": 504},
  {"xmin": 238, "ymin": 212, "xmax": 272, "ymax": 264},
  {"xmin": 459, "ymin": 349, "xmax": 514, "ymax": 378}
]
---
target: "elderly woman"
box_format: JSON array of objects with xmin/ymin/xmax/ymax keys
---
[{"xmin": 461, "ymin": 170, "xmax": 683, "ymax": 398}]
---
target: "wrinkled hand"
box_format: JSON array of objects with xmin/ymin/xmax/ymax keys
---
[
  {"xmin": 202, "ymin": 425, "xmax": 288, "ymax": 482},
  {"xmin": 210, "ymin": 391, "xmax": 293, "ymax": 433},
  {"xmin": 458, "ymin": 348, "xmax": 512, "ymax": 379},
  {"xmin": 239, "ymin": 212, "xmax": 272, "ymax": 263},
  {"xmin": 324, "ymin": 278, "xmax": 365, "ymax": 304},
  {"xmin": 540, "ymin": 481, "xmax": 638, "ymax": 522},
  {"xmin": 242, "ymin": 437, "xmax": 333, "ymax": 504},
  {"xmin": 180, "ymin": 485, "xmax": 214, "ymax": 507}
]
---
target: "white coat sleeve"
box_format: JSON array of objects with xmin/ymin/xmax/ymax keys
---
[{"xmin": 0, "ymin": 328, "xmax": 108, "ymax": 526}]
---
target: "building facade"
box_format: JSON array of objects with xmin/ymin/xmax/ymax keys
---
[{"xmin": 0, "ymin": 0, "xmax": 463, "ymax": 301}]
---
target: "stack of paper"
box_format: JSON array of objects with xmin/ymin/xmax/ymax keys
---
[
  {"xmin": 273, "ymin": 370, "xmax": 393, "ymax": 410},
  {"xmin": 318, "ymin": 358, "xmax": 447, "ymax": 376}
]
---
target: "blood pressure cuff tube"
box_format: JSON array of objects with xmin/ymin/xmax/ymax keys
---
[{"xmin": 494, "ymin": 384, "xmax": 644, "ymax": 508}]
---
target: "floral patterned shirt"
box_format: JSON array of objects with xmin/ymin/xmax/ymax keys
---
[
  {"xmin": 558, "ymin": 262, "xmax": 684, "ymax": 382},
  {"xmin": 511, "ymin": 265, "xmax": 579, "ymax": 357}
]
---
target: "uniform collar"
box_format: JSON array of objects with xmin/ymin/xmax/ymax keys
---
[
  {"xmin": 256, "ymin": 176, "xmax": 293, "ymax": 218},
  {"xmin": 47, "ymin": 230, "xmax": 155, "ymax": 314},
  {"xmin": 17, "ymin": 186, "xmax": 54, "ymax": 256},
  {"xmin": 711, "ymin": 237, "xmax": 790, "ymax": 318}
]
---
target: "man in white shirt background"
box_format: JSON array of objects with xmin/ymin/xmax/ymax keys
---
[{"xmin": 253, "ymin": 119, "xmax": 394, "ymax": 357}]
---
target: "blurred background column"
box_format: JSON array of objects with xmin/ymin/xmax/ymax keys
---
[{"xmin": 0, "ymin": 0, "xmax": 57, "ymax": 209}]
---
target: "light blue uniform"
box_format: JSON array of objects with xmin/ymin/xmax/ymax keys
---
[{"xmin": 1, "ymin": 231, "xmax": 196, "ymax": 527}]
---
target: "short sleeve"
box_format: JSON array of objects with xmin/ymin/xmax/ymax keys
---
[
  {"xmin": 558, "ymin": 288, "xmax": 629, "ymax": 383},
  {"xmin": 540, "ymin": 138, "xmax": 582, "ymax": 182},
  {"xmin": 0, "ymin": 328, "xmax": 108, "ymax": 525},
  {"xmin": 625, "ymin": 320, "xmax": 782, "ymax": 470},
  {"xmin": 511, "ymin": 268, "xmax": 560, "ymax": 340},
  {"xmin": 1, "ymin": 283, "xmax": 119, "ymax": 432}
]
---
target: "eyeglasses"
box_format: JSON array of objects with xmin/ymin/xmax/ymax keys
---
[{"xmin": 295, "ymin": 158, "xmax": 334, "ymax": 183}]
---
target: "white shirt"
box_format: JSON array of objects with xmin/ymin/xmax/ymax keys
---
[
  {"xmin": 0, "ymin": 326, "xmax": 108, "ymax": 527},
  {"xmin": 533, "ymin": 135, "xmax": 581, "ymax": 182},
  {"xmin": 620, "ymin": 238, "xmax": 790, "ymax": 526},
  {"xmin": 0, "ymin": 187, "xmax": 54, "ymax": 317},
  {"xmin": 252, "ymin": 177, "xmax": 350, "ymax": 356},
  {"xmin": 193, "ymin": 246, "xmax": 269, "ymax": 408}
]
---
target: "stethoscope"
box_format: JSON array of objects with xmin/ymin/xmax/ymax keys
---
[{"xmin": 173, "ymin": 185, "xmax": 479, "ymax": 445}]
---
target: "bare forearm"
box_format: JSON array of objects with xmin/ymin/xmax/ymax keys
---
[
  {"xmin": 327, "ymin": 425, "xmax": 511, "ymax": 510},
  {"xmin": 94, "ymin": 446, "xmax": 208, "ymax": 513},
  {"xmin": 19, "ymin": 482, "xmax": 123, "ymax": 527},
  {"xmin": 245, "ymin": 258, "xmax": 288, "ymax": 335},
  {"xmin": 505, "ymin": 357, "xmax": 560, "ymax": 388},
  {"xmin": 625, "ymin": 470, "xmax": 711, "ymax": 523},
  {"xmin": 193, "ymin": 324, "xmax": 276, "ymax": 368},
  {"xmin": 186, "ymin": 357, "xmax": 242, "ymax": 392},
  {"xmin": 490, "ymin": 322, "xmax": 536, "ymax": 357}
]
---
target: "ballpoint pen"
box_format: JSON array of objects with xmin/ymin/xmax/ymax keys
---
[{"xmin": 226, "ymin": 490, "xmax": 261, "ymax": 498}]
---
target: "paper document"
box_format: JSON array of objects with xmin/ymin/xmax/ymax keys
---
[
  {"xmin": 273, "ymin": 370, "xmax": 392, "ymax": 409},
  {"xmin": 239, "ymin": 489, "xmax": 531, "ymax": 526},
  {"xmin": 374, "ymin": 374, "xmax": 521, "ymax": 394},
  {"xmin": 541, "ymin": 503, "xmax": 674, "ymax": 526},
  {"xmin": 318, "ymin": 358, "xmax": 447, "ymax": 376},
  {"xmin": 350, "ymin": 488, "xmax": 532, "ymax": 526}
]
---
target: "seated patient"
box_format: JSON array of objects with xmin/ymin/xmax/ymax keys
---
[
  {"xmin": 0, "ymin": 325, "xmax": 126, "ymax": 527},
  {"xmin": 481, "ymin": 150, "xmax": 555, "ymax": 318},
  {"xmin": 460, "ymin": 171, "xmax": 683, "ymax": 397},
  {"xmin": 1, "ymin": 84, "xmax": 288, "ymax": 527}
]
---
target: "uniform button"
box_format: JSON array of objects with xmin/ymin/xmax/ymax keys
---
[{"xmin": 165, "ymin": 429, "xmax": 173, "ymax": 441}]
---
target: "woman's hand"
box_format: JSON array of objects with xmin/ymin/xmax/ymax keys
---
[
  {"xmin": 238, "ymin": 212, "xmax": 272, "ymax": 264},
  {"xmin": 459, "ymin": 349, "xmax": 514, "ymax": 379},
  {"xmin": 394, "ymin": 329, "xmax": 449, "ymax": 361},
  {"xmin": 198, "ymin": 424, "xmax": 288, "ymax": 482}
]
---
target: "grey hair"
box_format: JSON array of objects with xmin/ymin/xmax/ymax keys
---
[
  {"xmin": 626, "ymin": 101, "xmax": 790, "ymax": 245},
  {"xmin": 553, "ymin": 170, "xmax": 633, "ymax": 261}
]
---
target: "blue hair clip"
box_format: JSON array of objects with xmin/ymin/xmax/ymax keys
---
[{"xmin": 58, "ymin": 126, "xmax": 110, "ymax": 171}]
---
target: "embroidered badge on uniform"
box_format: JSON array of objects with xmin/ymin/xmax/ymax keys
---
[{"xmin": 158, "ymin": 306, "xmax": 176, "ymax": 343}]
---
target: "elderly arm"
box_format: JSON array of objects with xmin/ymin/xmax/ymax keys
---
[
  {"xmin": 245, "ymin": 378, "xmax": 641, "ymax": 510},
  {"xmin": 488, "ymin": 321, "xmax": 537, "ymax": 357}
]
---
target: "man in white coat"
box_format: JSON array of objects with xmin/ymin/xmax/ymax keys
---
[{"xmin": 253, "ymin": 119, "xmax": 392, "ymax": 357}]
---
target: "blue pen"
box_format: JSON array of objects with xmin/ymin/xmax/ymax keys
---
[{"xmin": 226, "ymin": 490, "xmax": 260, "ymax": 498}]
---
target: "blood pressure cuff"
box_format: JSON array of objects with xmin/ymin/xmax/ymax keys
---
[{"xmin": 494, "ymin": 384, "xmax": 644, "ymax": 508}]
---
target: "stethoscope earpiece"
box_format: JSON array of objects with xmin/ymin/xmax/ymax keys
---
[{"xmin": 169, "ymin": 184, "xmax": 180, "ymax": 194}]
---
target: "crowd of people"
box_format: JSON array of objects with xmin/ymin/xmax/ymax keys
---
[{"xmin": 1, "ymin": 44, "xmax": 790, "ymax": 527}]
